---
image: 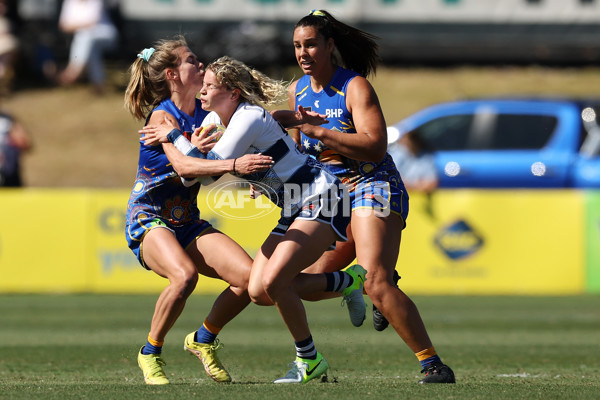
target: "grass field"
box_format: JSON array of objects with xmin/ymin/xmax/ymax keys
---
[{"xmin": 1, "ymin": 294, "xmax": 599, "ymax": 399}]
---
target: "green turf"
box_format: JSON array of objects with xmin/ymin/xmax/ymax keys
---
[{"xmin": 1, "ymin": 294, "xmax": 599, "ymax": 399}]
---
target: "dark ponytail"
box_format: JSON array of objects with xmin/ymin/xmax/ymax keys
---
[{"xmin": 294, "ymin": 9, "xmax": 380, "ymax": 77}]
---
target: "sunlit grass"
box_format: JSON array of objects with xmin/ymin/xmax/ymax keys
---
[{"xmin": 1, "ymin": 294, "xmax": 599, "ymax": 399}]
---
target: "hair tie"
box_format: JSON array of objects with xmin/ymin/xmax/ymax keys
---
[
  {"xmin": 310, "ymin": 9, "xmax": 326, "ymax": 17},
  {"xmin": 137, "ymin": 48, "xmax": 155, "ymax": 62}
]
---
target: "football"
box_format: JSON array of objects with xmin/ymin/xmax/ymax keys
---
[{"xmin": 204, "ymin": 124, "xmax": 225, "ymax": 142}]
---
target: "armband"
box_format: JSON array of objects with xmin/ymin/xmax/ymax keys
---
[
  {"xmin": 166, "ymin": 129, "xmax": 182, "ymax": 143},
  {"xmin": 170, "ymin": 130, "xmax": 199, "ymax": 156}
]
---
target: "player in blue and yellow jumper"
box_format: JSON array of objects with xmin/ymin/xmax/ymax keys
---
[
  {"xmin": 124, "ymin": 36, "xmax": 273, "ymax": 385},
  {"xmin": 288, "ymin": 10, "xmax": 455, "ymax": 384}
]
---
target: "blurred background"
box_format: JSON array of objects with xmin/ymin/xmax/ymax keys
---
[
  {"xmin": 3, "ymin": 0, "xmax": 600, "ymax": 187},
  {"xmin": 14, "ymin": 0, "xmax": 600, "ymax": 79},
  {"xmin": 0, "ymin": 0, "xmax": 599, "ymax": 295}
]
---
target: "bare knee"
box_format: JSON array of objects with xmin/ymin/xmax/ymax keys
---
[
  {"xmin": 249, "ymin": 290, "xmax": 274, "ymax": 306},
  {"xmin": 249, "ymin": 292, "xmax": 274, "ymax": 306},
  {"xmin": 261, "ymin": 274, "xmax": 284, "ymax": 303},
  {"xmin": 248, "ymin": 282, "xmax": 274, "ymax": 306},
  {"xmin": 365, "ymin": 279, "xmax": 384, "ymax": 305},
  {"xmin": 365, "ymin": 273, "xmax": 397, "ymax": 307},
  {"xmin": 366, "ymin": 276, "xmax": 417, "ymax": 316},
  {"xmin": 170, "ymin": 269, "xmax": 198, "ymax": 299}
]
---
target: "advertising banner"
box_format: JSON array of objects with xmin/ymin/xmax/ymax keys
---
[
  {"xmin": 197, "ymin": 179, "xmax": 280, "ymax": 259},
  {"xmin": 0, "ymin": 190, "xmax": 90, "ymax": 292},
  {"xmin": 0, "ymin": 188, "xmax": 589, "ymax": 295},
  {"xmin": 120, "ymin": 0, "xmax": 600, "ymax": 23},
  {"xmin": 87, "ymin": 184, "xmax": 279, "ymax": 293},
  {"xmin": 585, "ymin": 191, "xmax": 600, "ymax": 293},
  {"xmin": 88, "ymin": 190, "xmax": 166, "ymax": 293},
  {"xmin": 398, "ymin": 190, "xmax": 584, "ymax": 295}
]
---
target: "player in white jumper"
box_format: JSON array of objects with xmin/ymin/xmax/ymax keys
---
[{"xmin": 140, "ymin": 56, "xmax": 367, "ymax": 384}]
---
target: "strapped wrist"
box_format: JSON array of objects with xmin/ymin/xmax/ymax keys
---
[{"xmin": 166, "ymin": 129, "xmax": 182, "ymax": 143}]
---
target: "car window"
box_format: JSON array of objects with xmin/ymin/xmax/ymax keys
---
[
  {"xmin": 414, "ymin": 112, "xmax": 556, "ymax": 151},
  {"xmin": 412, "ymin": 115, "xmax": 473, "ymax": 151},
  {"xmin": 492, "ymin": 114, "xmax": 557, "ymax": 149}
]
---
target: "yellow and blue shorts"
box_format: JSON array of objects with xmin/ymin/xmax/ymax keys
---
[
  {"xmin": 350, "ymin": 180, "xmax": 409, "ymax": 229},
  {"xmin": 126, "ymin": 217, "xmax": 212, "ymax": 270}
]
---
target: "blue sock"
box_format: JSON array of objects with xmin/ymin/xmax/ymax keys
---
[
  {"xmin": 141, "ymin": 342, "xmax": 162, "ymax": 355},
  {"xmin": 195, "ymin": 325, "xmax": 217, "ymax": 344},
  {"xmin": 420, "ymin": 354, "xmax": 442, "ymax": 369}
]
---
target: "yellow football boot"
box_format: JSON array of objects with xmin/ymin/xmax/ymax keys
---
[
  {"xmin": 137, "ymin": 347, "xmax": 170, "ymax": 385},
  {"xmin": 184, "ymin": 332, "xmax": 232, "ymax": 382}
]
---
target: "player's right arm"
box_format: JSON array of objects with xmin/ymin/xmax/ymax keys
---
[
  {"xmin": 142, "ymin": 110, "xmax": 273, "ymax": 178},
  {"xmin": 163, "ymin": 144, "xmax": 273, "ymax": 178}
]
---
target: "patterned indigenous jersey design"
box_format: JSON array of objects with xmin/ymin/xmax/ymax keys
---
[
  {"xmin": 126, "ymin": 98, "xmax": 208, "ymax": 242},
  {"xmin": 198, "ymin": 103, "xmax": 343, "ymax": 218},
  {"xmin": 294, "ymin": 66, "xmax": 401, "ymax": 192}
]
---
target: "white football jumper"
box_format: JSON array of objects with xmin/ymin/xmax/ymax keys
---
[{"xmin": 172, "ymin": 102, "xmax": 348, "ymax": 240}]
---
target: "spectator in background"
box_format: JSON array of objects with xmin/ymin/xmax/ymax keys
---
[
  {"xmin": 56, "ymin": 0, "xmax": 117, "ymax": 93},
  {"xmin": 0, "ymin": 110, "xmax": 32, "ymax": 187},
  {"xmin": 0, "ymin": 0, "xmax": 18, "ymax": 95},
  {"xmin": 387, "ymin": 127, "xmax": 438, "ymax": 193}
]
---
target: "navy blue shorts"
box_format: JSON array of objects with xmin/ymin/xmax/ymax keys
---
[{"xmin": 271, "ymin": 187, "xmax": 351, "ymax": 246}]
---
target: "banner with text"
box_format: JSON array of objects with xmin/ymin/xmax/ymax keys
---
[
  {"xmin": 398, "ymin": 190, "xmax": 584, "ymax": 295},
  {"xmin": 0, "ymin": 188, "xmax": 589, "ymax": 295}
]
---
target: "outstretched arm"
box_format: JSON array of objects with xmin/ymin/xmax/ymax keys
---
[
  {"xmin": 288, "ymin": 77, "xmax": 388, "ymax": 162},
  {"xmin": 270, "ymin": 105, "xmax": 328, "ymax": 129},
  {"xmin": 140, "ymin": 113, "xmax": 273, "ymax": 179},
  {"xmin": 164, "ymin": 144, "xmax": 273, "ymax": 178}
]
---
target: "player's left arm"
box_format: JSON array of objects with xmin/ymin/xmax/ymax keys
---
[{"xmin": 270, "ymin": 107, "xmax": 328, "ymax": 129}]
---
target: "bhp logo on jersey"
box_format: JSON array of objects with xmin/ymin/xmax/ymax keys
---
[
  {"xmin": 325, "ymin": 108, "xmax": 343, "ymax": 118},
  {"xmin": 206, "ymin": 180, "xmax": 278, "ymax": 220},
  {"xmin": 434, "ymin": 219, "xmax": 484, "ymax": 260}
]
